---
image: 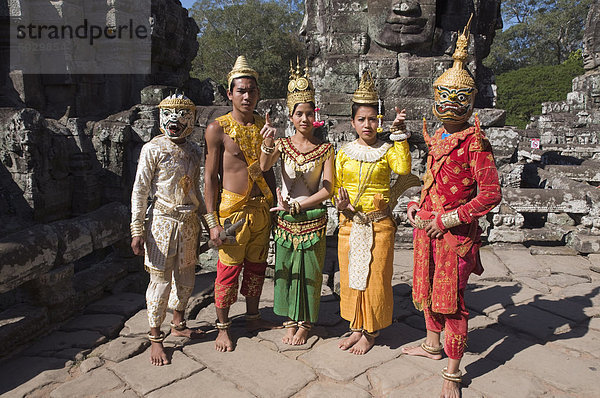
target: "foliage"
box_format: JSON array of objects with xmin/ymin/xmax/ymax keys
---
[
  {"xmin": 485, "ymin": 0, "xmax": 593, "ymax": 75},
  {"xmin": 190, "ymin": 0, "xmax": 305, "ymax": 99},
  {"xmin": 496, "ymin": 51, "xmax": 584, "ymax": 128}
]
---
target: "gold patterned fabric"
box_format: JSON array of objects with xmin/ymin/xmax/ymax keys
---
[
  {"xmin": 146, "ymin": 254, "xmax": 196, "ymax": 327},
  {"xmin": 131, "ymin": 135, "xmax": 204, "ymax": 273},
  {"xmin": 216, "ymin": 112, "xmax": 273, "ymax": 204},
  {"xmin": 334, "ymin": 139, "xmax": 411, "ymax": 213}
]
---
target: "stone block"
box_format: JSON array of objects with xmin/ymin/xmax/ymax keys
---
[
  {"xmin": 184, "ymin": 337, "xmax": 316, "ymax": 398},
  {"xmin": 0, "ymin": 224, "xmax": 58, "ymax": 293},
  {"xmin": 101, "ymin": 336, "xmax": 150, "ymax": 362},
  {"xmin": 464, "ymin": 282, "xmax": 539, "ymax": 316},
  {"xmin": 568, "ymin": 232, "xmax": 600, "ymax": 254},
  {"xmin": 24, "ymin": 330, "xmax": 107, "ymax": 357},
  {"xmin": 359, "ymin": 55, "xmax": 398, "ymax": 79},
  {"xmin": 79, "ymin": 357, "xmax": 104, "ymax": 374},
  {"xmin": 299, "ymin": 323, "xmax": 421, "ymax": 381},
  {"xmin": 61, "ymin": 314, "xmax": 125, "ymax": 338},
  {"xmin": 466, "ymin": 364, "xmax": 554, "ymax": 398},
  {"xmin": 0, "ymin": 356, "xmax": 70, "ymax": 397},
  {"xmin": 496, "ymin": 303, "xmax": 572, "ymax": 339},
  {"xmin": 298, "ymin": 380, "xmax": 371, "ymax": 398},
  {"xmin": 491, "ymin": 247, "xmax": 549, "ymax": 278},
  {"xmin": 319, "ymin": 56, "xmax": 360, "ymax": 77},
  {"xmin": 32, "ymin": 263, "xmax": 76, "ymax": 306},
  {"xmin": 469, "ymin": 246, "xmax": 511, "ymax": 282},
  {"xmin": 0, "ymin": 304, "xmax": 49, "ymax": 356},
  {"xmin": 147, "ymin": 369, "xmax": 254, "ymax": 398},
  {"xmin": 470, "ymin": 108, "xmax": 506, "ymax": 127},
  {"xmin": 112, "ymin": 350, "xmax": 204, "ymax": 396},
  {"xmin": 86, "ymin": 292, "xmax": 145, "ymax": 317},
  {"xmin": 368, "ymin": 356, "xmax": 435, "ymax": 396},
  {"xmin": 330, "ymin": 12, "xmax": 367, "ymax": 33},
  {"xmin": 81, "ymin": 203, "xmax": 129, "ymax": 250},
  {"xmin": 327, "ymin": 33, "xmax": 369, "ymax": 55},
  {"xmin": 500, "ymin": 188, "xmax": 589, "ymax": 214},
  {"xmin": 380, "ymin": 77, "xmax": 433, "ymax": 100},
  {"xmin": 50, "ymin": 368, "xmax": 125, "ymax": 398},
  {"xmin": 505, "ymin": 344, "xmax": 600, "ymax": 395}
]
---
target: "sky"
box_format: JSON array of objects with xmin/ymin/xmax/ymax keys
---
[{"xmin": 180, "ymin": 0, "xmax": 195, "ymax": 10}]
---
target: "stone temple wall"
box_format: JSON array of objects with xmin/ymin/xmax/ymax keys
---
[
  {"xmin": 0, "ymin": 0, "xmax": 208, "ymax": 353},
  {"xmin": 4, "ymin": 0, "xmax": 201, "ymax": 119}
]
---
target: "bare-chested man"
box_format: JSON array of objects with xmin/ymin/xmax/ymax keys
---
[{"xmin": 204, "ymin": 56, "xmax": 277, "ymax": 352}]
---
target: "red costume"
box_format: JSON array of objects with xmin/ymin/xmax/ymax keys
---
[{"xmin": 410, "ymin": 120, "xmax": 502, "ymax": 359}]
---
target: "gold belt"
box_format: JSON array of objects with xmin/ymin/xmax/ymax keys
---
[
  {"xmin": 154, "ymin": 202, "xmax": 197, "ymax": 223},
  {"xmin": 276, "ymin": 214, "xmax": 327, "ymax": 236},
  {"xmin": 343, "ymin": 206, "xmax": 391, "ymax": 225}
]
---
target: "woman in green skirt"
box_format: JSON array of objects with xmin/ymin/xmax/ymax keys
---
[{"xmin": 260, "ymin": 60, "xmax": 334, "ymax": 345}]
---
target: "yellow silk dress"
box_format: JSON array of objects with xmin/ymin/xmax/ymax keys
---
[{"xmin": 334, "ymin": 139, "xmax": 411, "ymax": 333}]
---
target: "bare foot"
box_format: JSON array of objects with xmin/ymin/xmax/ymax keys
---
[
  {"xmin": 401, "ymin": 343, "xmax": 443, "ymax": 360},
  {"xmin": 338, "ymin": 331, "xmax": 362, "ymax": 351},
  {"xmin": 149, "ymin": 342, "xmax": 170, "ymax": 366},
  {"xmin": 215, "ymin": 329, "xmax": 234, "ymax": 352},
  {"xmin": 282, "ymin": 325, "xmax": 297, "ymax": 344},
  {"xmin": 349, "ymin": 333, "xmax": 375, "ymax": 355},
  {"xmin": 246, "ymin": 317, "xmax": 279, "ymax": 331},
  {"xmin": 171, "ymin": 327, "xmax": 205, "ymax": 339},
  {"xmin": 292, "ymin": 325, "xmax": 309, "ymax": 345},
  {"xmin": 440, "ymin": 379, "xmax": 461, "ymax": 398}
]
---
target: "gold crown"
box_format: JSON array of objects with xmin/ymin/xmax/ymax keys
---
[
  {"xmin": 227, "ymin": 55, "xmax": 259, "ymax": 89},
  {"xmin": 158, "ymin": 93, "xmax": 196, "ymax": 110},
  {"xmin": 433, "ymin": 14, "xmax": 476, "ymax": 90},
  {"xmin": 287, "ymin": 58, "xmax": 315, "ymax": 114},
  {"xmin": 352, "ymin": 71, "xmax": 379, "ymax": 104}
]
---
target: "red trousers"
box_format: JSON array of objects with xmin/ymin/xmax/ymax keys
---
[
  {"xmin": 423, "ymin": 238, "xmax": 479, "ymax": 360},
  {"xmin": 214, "ymin": 259, "xmax": 266, "ymax": 308}
]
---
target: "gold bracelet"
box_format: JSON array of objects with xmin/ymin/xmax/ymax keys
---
[
  {"xmin": 261, "ymin": 142, "xmax": 275, "ymax": 155},
  {"xmin": 130, "ymin": 221, "xmax": 144, "ymax": 237},
  {"xmin": 204, "ymin": 211, "xmax": 219, "ymax": 229},
  {"xmin": 440, "ymin": 209, "xmax": 461, "ymax": 229},
  {"xmin": 289, "ymin": 200, "xmax": 301, "ymax": 216}
]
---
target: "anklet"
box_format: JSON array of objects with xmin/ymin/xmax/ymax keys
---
[
  {"xmin": 245, "ymin": 312, "xmax": 261, "ymax": 321},
  {"xmin": 441, "ymin": 367, "xmax": 462, "ymax": 383},
  {"xmin": 350, "ymin": 327, "xmax": 363, "ymax": 333},
  {"xmin": 363, "ymin": 330, "xmax": 379, "ymax": 338},
  {"xmin": 283, "ymin": 320, "xmax": 298, "ymax": 328},
  {"xmin": 148, "ymin": 331, "xmax": 166, "ymax": 343},
  {"xmin": 421, "ymin": 341, "xmax": 443, "ymax": 355},
  {"xmin": 215, "ymin": 320, "xmax": 232, "ymax": 330},
  {"xmin": 297, "ymin": 321, "xmax": 312, "ymax": 331},
  {"xmin": 170, "ymin": 320, "xmax": 187, "ymax": 331}
]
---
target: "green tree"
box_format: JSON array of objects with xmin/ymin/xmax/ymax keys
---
[
  {"xmin": 485, "ymin": 0, "xmax": 593, "ymax": 75},
  {"xmin": 496, "ymin": 51, "xmax": 584, "ymax": 128},
  {"xmin": 190, "ymin": 0, "xmax": 305, "ymax": 99}
]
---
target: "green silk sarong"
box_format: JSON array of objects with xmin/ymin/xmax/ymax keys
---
[{"xmin": 273, "ymin": 207, "xmax": 327, "ymax": 323}]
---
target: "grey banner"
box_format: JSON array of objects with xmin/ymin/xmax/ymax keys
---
[{"xmin": 9, "ymin": 0, "xmax": 151, "ymax": 74}]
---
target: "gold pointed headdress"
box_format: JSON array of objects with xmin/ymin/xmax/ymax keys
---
[
  {"xmin": 287, "ymin": 58, "xmax": 315, "ymax": 114},
  {"xmin": 433, "ymin": 14, "xmax": 476, "ymax": 90},
  {"xmin": 352, "ymin": 71, "xmax": 379, "ymax": 105},
  {"xmin": 227, "ymin": 55, "xmax": 259, "ymax": 89},
  {"xmin": 158, "ymin": 92, "xmax": 196, "ymax": 110}
]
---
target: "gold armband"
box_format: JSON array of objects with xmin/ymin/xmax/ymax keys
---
[
  {"xmin": 440, "ymin": 210, "xmax": 461, "ymax": 229},
  {"xmin": 204, "ymin": 211, "xmax": 220, "ymax": 229}
]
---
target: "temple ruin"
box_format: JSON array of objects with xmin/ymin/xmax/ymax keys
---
[{"xmin": 1, "ymin": 0, "xmax": 599, "ymax": 356}]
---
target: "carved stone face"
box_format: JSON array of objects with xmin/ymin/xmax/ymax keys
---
[
  {"xmin": 159, "ymin": 107, "xmax": 195, "ymax": 140},
  {"xmin": 432, "ymin": 85, "xmax": 476, "ymax": 125},
  {"xmin": 583, "ymin": 31, "xmax": 600, "ymax": 71},
  {"xmin": 368, "ymin": 0, "xmax": 437, "ymax": 52},
  {"xmin": 583, "ymin": 3, "xmax": 600, "ymax": 71}
]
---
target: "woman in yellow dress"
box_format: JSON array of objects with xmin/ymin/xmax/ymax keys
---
[{"xmin": 335, "ymin": 71, "xmax": 415, "ymax": 354}]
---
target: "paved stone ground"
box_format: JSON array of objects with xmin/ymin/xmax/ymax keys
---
[{"xmin": 2, "ymin": 246, "xmax": 600, "ymax": 397}]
